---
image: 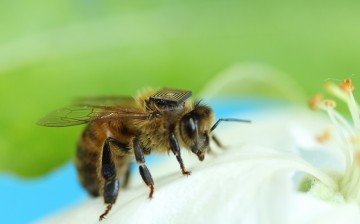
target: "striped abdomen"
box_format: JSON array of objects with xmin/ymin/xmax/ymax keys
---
[{"xmin": 75, "ymin": 122, "xmax": 132, "ymax": 197}]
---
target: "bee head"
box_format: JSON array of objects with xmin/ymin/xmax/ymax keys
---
[{"xmin": 180, "ymin": 104, "xmax": 214, "ymax": 161}]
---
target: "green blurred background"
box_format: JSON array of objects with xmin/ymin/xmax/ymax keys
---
[{"xmin": 1, "ymin": 0, "xmax": 359, "ymax": 178}]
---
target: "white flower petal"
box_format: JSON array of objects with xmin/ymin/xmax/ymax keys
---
[
  {"xmin": 219, "ymin": 107, "xmax": 345, "ymax": 169},
  {"xmin": 287, "ymin": 194, "xmax": 360, "ymax": 224}
]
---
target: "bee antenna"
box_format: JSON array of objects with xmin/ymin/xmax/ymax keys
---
[{"xmin": 210, "ymin": 118, "xmax": 251, "ymax": 132}]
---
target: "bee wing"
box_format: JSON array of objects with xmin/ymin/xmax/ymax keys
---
[
  {"xmin": 37, "ymin": 104, "xmax": 152, "ymax": 127},
  {"xmin": 74, "ymin": 96, "xmax": 135, "ymax": 107}
]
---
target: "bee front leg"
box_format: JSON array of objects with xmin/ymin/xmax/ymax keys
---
[
  {"xmin": 211, "ymin": 134, "xmax": 225, "ymax": 149},
  {"xmin": 99, "ymin": 137, "xmax": 120, "ymax": 221},
  {"xmin": 133, "ymin": 137, "xmax": 155, "ymax": 198},
  {"xmin": 169, "ymin": 132, "xmax": 191, "ymax": 176}
]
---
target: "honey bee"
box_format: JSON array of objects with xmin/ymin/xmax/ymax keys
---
[{"xmin": 38, "ymin": 88, "xmax": 250, "ymax": 220}]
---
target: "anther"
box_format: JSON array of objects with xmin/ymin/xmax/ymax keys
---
[
  {"xmin": 355, "ymin": 151, "xmax": 360, "ymax": 166},
  {"xmin": 309, "ymin": 94, "xmax": 323, "ymax": 110},
  {"xmin": 339, "ymin": 79, "xmax": 355, "ymax": 93},
  {"xmin": 323, "ymin": 99, "xmax": 337, "ymax": 108},
  {"xmin": 316, "ymin": 127, "xmax": 332, "ymax": 143}
]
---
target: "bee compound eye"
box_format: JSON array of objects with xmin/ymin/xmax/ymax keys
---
[{"xmin": 183, "ymin": 116, "xmax": 197, "ymax": 139}]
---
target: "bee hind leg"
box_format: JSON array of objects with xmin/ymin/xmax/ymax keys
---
[
  {"xmin": 99, "ymin": 138, "xmax": 121, "ymax": 221},
  {"xmin": 133, "ymin": 137, "xmax": 154, "ymax": 198}
]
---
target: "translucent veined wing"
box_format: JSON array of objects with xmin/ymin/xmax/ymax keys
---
[
  {"xmin": 37, "ymin": 104, "xmax": 152, "ymax": 127},
  {"xmin": 73, "ymin": 96, "xmax": 135, "ymax": 107}
]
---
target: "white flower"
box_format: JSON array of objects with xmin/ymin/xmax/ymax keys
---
[{"xmin": 41, "ymin": 79, "xmax": 360, "ymax": 224}]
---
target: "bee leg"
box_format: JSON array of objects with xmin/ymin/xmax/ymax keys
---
[
  {"xmin": 105, "ymin": 137, "xmax": 132, "ymax": 188},
  {"xmin": 169, "ymin": 132, "xmax": 191, "ymax": 176},
  {"xmin": 211, "ymin": 134, "xmax": 226, "ymax": 149},
  {"xmin": 99, "ymin": 138, "xmax": 120, "ymax": 221},
  {"xmin": 133, "ymin": 137, "xmax": 155, "ymax": 198}
]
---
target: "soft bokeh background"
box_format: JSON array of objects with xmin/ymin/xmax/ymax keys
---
[{"xmin": 1, "ymin": 0, "xmax": 360, "ymax": 222}]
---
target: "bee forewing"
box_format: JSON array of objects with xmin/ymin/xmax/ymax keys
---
[
  {"xmin": 37, "ymin": 105, "xmax": 102, "ymax": 127},
  {"xmin": 74, "ymin": 96, "xmax": 135, "ymax": 107},
  {"xmin": 37, "ymin": 105, "xmax": 152, "ymax": 127}
]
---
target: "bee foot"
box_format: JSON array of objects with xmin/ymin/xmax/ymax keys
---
[
  {"xmin": 99, "ymin": 204, "xmax": 113, "ymax": 221},
  {"xmin": 148, "ymin": 184, "xmax": 154, "ymax": 199}
]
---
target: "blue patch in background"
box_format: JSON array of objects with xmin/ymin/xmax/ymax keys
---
[{"xmin": 0, "ymin": 164, "xmax": 86, "ymax": 224}]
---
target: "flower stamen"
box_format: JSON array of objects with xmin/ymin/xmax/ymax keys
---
[
  {"xmin": 323, "ymin": 99, "xmax": 337, "ymax": 109},
  {"xmin": 355, "ymin": 151, "xmax": 360, "ymax": 165},
  {"xmin": 316, "ymin": 127, "xmax": 332, "ymax": 144},
  {"xmin": 339, "ymin": 79, "xmax": 355, "ymax": 93},
  {"xmin": 308, "ymin": 79, "xmax": 360, "ymax": 205},
  {"xmin": 309, "ymin": 94, "xmax": 323, "ymax": 110}
]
